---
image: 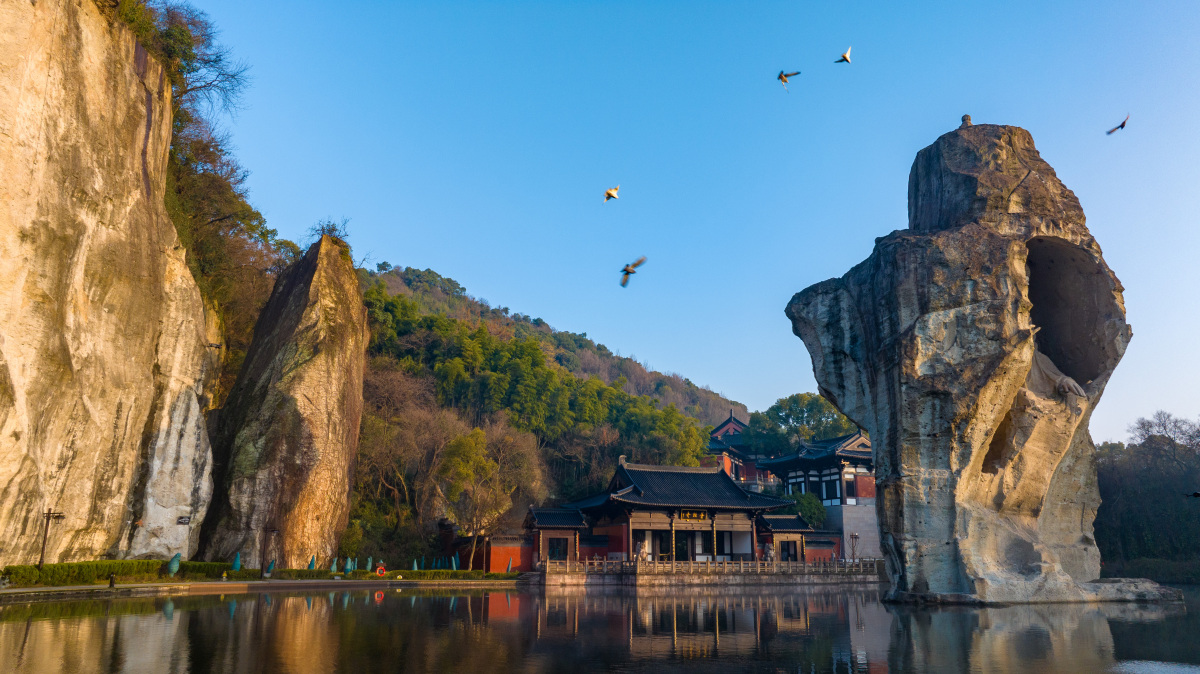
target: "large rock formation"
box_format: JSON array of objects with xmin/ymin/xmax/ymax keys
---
[
  {"xmin": 787, "ymin": 119, "xmax": 1178, "ymax": 603},
  {"xmin": 200, "ymin": 236, "xmax": 366, "ymax": 569},
  {"xmin": 0, "ymin": 0, "xmax": 215, "ymax": 563}
]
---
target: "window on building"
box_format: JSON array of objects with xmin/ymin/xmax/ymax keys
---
[
  {"xmin": 702, "ymin": 531, "xmax": 714, "ymax": 555},
  {"xmin": 548, "ymin": 537, "xmax": 568, "ymax": 561},
  {"xmin": 845, "ymin": 475, "xmax": 857, "ymax": 498}
]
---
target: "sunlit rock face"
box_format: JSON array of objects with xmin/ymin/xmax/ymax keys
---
[
  {"xmin": 200, "ymin": 236, "xmax": 366, "ymax": 569},
  {"xmin": 787, "ymin": 122, "xmax": 1177, "ymax": 603},
  {"xmin": 0, "ymin": 0, "xmax": 214, "ymax": 563}
]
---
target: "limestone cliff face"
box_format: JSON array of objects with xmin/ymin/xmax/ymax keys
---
[
  {"xmin": 787, "ymin": 122, "xmax": 1174, "ymax": 603},
  {"xmin": 200, "ymin": 236, "xmax": 366, "ymax": 569},
  {"xmin": 0, "ymin": 0, "xmax": 215, "ymax": 562}
]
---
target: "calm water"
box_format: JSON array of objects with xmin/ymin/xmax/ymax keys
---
[{"xmin": 1, "ymin": 584, "xmax": 1197, "ymax": 673}]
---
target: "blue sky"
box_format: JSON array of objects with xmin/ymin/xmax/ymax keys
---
[{"xmin": 196, "ymin": 0, "xmax": 1200, "ymax": 442}]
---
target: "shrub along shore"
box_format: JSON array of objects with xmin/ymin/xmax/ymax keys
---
[{"xmin": 0, "ymin": 560, "xmax": 518, "ymax": 589}]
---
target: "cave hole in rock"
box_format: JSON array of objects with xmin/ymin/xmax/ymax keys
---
[
  {"xmin": 982, "ymin": 410, "xmax": 1012, "ymax": 475},
  {"xmin": 1025, "ymin": 237, "xmax": 1115, "ymax": 385}
]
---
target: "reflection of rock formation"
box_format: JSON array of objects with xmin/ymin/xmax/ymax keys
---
[
  {"xmin": 787, "ymin": 122, "xmax": 1178, "ymax": 603},
  {"xmin": 0, "ymin": 0, "xmax": 213, "ymax": 563},
  {"xmin": 200, "ymin": 236, "xmax": 367, "ymax": 568},
  {"xmin": 888, "ymin": 601, "xmax": 1183, "ymax": 673}
]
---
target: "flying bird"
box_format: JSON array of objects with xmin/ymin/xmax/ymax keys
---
[
  {"xmin": 620, "ymin": 256, "xmax": 646, "ymax": 287},
  {"xmin": 1106, "ymin": 114, "xmax": 1130, "ymax": 135},
  {"xmin": 835, "ymin": 46, "xmax": 851, "ymax": 64},
  {"xmin": 604, "ymin": 185, "xmax": 619, "ymax": 202},
  {"xmin": 1187, "ymin": 491, "xmax": 1200, "ymax": 498},
  {"xmin": 777, "ymin": 70, "xmax": 801, "ymax": 91}
]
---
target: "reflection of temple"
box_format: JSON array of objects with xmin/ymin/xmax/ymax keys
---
[
  {"xmin": 759, "ymin": 432, "xmax": 882, "ymax": 559},
  {"xmin": 502, "ymin": 587, "xmax": 893, "ymax": 671}
]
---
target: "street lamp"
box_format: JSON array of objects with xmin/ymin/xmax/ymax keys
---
[
  {"xmin": 38, "ymin": 509, "xmax": 65, "ymax": 570},
  {"xmin": 849, "ymin": 532, "xmax": 860, "ymax": 563},
  {"xmin": 260, "ymin": 526, "xmax": 279, "ymax": 579}
]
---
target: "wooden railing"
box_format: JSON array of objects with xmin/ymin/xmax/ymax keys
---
[{"xmin": 542, "ymin": 559, "xmax": 880, "ymax": 575}]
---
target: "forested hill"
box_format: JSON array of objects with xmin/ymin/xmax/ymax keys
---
[{"xmin": 367, "ymin": 265, "xmax": 747, "ymax": 426}]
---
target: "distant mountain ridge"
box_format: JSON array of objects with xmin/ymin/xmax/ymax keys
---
[{"xmin": 368, "ymin": 265, "xmax": 747, "ymax": 426}]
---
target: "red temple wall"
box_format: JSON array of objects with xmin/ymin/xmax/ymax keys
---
[{"xmin": 489, "ymin": 542, "xmax": 534, "ymax": 572}]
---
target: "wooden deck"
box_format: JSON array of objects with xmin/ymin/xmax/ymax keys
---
[{"xmin": 542, "ymin": 559, "xmax": 881, "ymax": 576}]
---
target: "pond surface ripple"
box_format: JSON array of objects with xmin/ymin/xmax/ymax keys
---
[{"xmin": 1, "ymin": 584, "xmax": 1197, "ymax": 673}]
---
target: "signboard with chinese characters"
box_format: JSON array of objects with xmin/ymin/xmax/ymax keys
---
[
  {"xmin": 176, "ymin": 516, "xmax": 191, "ymax": 525},
  {"xmin": 679, "ymin": 510, "xmax": 707, "ymax": 521}
]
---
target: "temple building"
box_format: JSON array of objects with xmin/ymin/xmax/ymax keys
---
[
  {"xmin": 564, "ymin": 456, "xmax": 792, "ymax": 562},
  {"xmin": 704, "ymin": 410, "xmax": 779, "ymax": 492},
  {"xmin": 478, "ymin": 453, "xmax": 863, "ymax": 572},
  {"xmin": 758, "ymin": 432, "xmax": 881, "ymax": 560}
]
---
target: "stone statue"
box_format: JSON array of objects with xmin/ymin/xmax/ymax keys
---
[
  {"xmin": 786, "ymin": 120, "xmax": 1180, "ymax": 604},
  {"xmin": 308, "ymin": 555, "xmax": 316, "ymax": 570},
  {"xmin": 166, "ymin": 553, "xmax": 181, "ymax": 578},
  {"xmin": 635, "ymin": 540, "xmax": 651, "ymax": 562},
  {"xmin": 231, "ymin": 552, "xmax": 241, "ymax": 571}
]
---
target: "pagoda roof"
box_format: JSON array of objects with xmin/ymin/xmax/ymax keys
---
[
  {"xmin": 568, "ymin": 460, "xmax": 791, "ymax": 512},
  {"xmin": 711, "ymin": 410, "xmax": 748, "ymax": 438}
]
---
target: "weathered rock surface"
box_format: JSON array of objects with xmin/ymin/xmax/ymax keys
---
[
  {"xmin": 787, "ymin": 121, "xmax": 1179, "ymax": 603},
  {"xmin": 200, "ymin": 236, "xmax": 366, "ymax": 569},
  {"xmin": 0, "ymin": 0, "xmax": 214, "ymax": 563}
]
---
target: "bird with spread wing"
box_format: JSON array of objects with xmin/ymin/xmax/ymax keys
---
[
  {"xmin": 835, "ymin": 46, "xmax": 851, "ymax": 64},
  {"xmin": 1186, "ymin": 491, "xmax": 1200, "ymax": 498},
  {"xmin": 604, "ymin": 185, "xmax": 619, "ymax": 202},
  {"xmin": 620, "ymin": 257, "xmax": 646, "ymax": 287},
  {"xmin": 1106, "ymin": 115, "xmax": 1130, "ymax": 135},
  {"xmin": 777, "ymin": 70, "xmax": 800, "ymax": 91}
]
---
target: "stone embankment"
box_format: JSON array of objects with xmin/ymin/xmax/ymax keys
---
[{"xmin": 786, "ymin": 119, "xmax": 1179, "ymax": 604}]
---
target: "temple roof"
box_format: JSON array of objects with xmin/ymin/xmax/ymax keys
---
[
  {"xmin": 757, "ymin": 513, "xmax": 814, "ymax": 533},
  {"xmin": 758, "ymin": 431, "xmax": 873, "ymax": 473},
  {"xmin": 525, "ymin": 507, "xmax": 588, "ymax": 529},
  {"xmin": 710, "ymin": 410, "xmax": 748, "ymax": 438},
  {"xmin": 567, "ymin": 461, "xmax": 791, "ymax": 512}
]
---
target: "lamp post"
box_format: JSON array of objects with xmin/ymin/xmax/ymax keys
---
[
  {"xmin": 37, "ymin": 509, "xmax": 65, "ymax": 570},
  {"xmin": 260, "ymin": 526, "xmax": 279, "ymax": 579},
  {"xmin": 849, "ymin": 532, "xmax": 860, "ymax": 563}
]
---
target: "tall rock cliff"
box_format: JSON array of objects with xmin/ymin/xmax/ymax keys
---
[
  {"xmin": 0, "ymin": 0, "xmax": 215, "ymax": 562},
  {"xmin": 787, "ymin": 119, "xmax": 1177, "ymax": 603},
  {"xmin": 200, "ymin": 236, "xmax": 367, "ymax": 569}
]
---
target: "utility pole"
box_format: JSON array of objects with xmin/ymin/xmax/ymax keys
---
[{"xmin": 38, "ymin": 509, "xmax": 65, "ymax": 570}]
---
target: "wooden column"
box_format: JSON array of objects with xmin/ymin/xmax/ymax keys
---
[
  {"xmin": 574, "ymin": 530, "xmax": 579, "ymax": 563},
  {"xmin": 627, "ymin": 517, "xmax": 634, "ymax": 562},
  {"xmin": 670, "ymin": 512, "xmax": 676, "ymax": 563},
  {"xmin": 751, "ymin": 515, "xmax": 758, "ymax": 561},
  {"xmin": 711, "ymin": 513, "xmax": 717, "ymax": 559}
]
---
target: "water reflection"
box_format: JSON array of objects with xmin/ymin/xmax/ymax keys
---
[{"xmin": 0, "ymin": 585, "xmax": 1194, "ymax": 673}]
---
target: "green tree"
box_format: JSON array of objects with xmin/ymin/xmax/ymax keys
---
[
  {"xmin": 436, "ymin": 426, "xmax": 545, "ymax": 570},
  {"xmin": 743, "ymin": 393, "xmax": 857, "ymax": 458},
  {"xmin": 778, "ymin": 492, "xmax": 826, "ymax": 529}
]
